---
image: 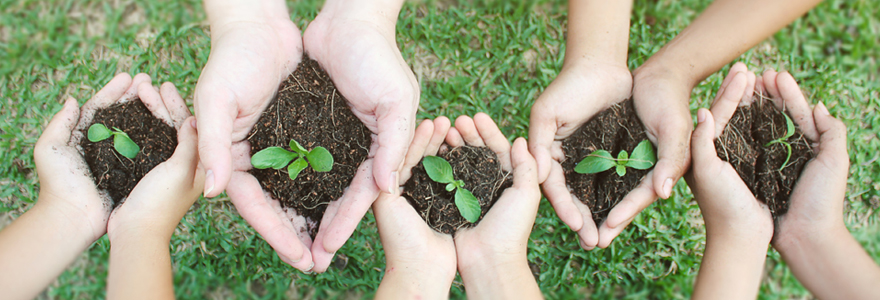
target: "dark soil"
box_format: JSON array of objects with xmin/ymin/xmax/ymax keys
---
[
  {"xmin": 561, "ymin": 99, "xmax": 652, "ymax": 226},
  {"xmin": 247, "ymin": 55, "xmax": 371, "ymax": 239},
  {"xmin": 403, "ymin": 146, "xmax": 512, "ymax": 234},
  {"xmin": 82, "ymin": 99, "xmax": 178, "ymax": 207},
  {"xmin": 715, "ymin": 97, "xmax": 814, "ymax": 218}
]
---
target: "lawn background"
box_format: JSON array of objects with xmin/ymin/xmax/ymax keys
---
[{"xmin": 1, "ymin": 0, "xmax": 878, "ymax": 299}]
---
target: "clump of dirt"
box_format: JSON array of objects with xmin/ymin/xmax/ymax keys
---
[
  {"xmin": 562, "ymin": 99, "xmax": 652, "ymax": 226},
  {"xmin": 247, "ymin": 55, "xmax": 372, "ymax": 239},
  {"xmin": 403, "ymin": 146, "xmax": 512, "ymax": 234},
  {"xmin": 82, "ymin": 99, "xmax": 178, "ymax": 206},
  {"xmin": 715, "ymin": 97, "xmax": 814, "ymax": 218}
]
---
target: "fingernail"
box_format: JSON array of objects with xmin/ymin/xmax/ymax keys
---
[
  {"xmin": 307, "ymin": 262, "xmax": 315, "ymax": 272},
  {"xmin": 817, "ymin": 102, "xmax": 830, "ymax": 116},
  {"xmin": 663, "ymin": 178, "xmax": 674, "ymax": 198},
  {"xmin": 204, "ymin": 170, "xmax": 215, "ymax": 196},
  {"xmin": 697, "ymin": 109, "xmax": 707, "ymax": 123},
  {"xmin": 387, "ymin": 171, "xmax": 398, "ymax": 194}
]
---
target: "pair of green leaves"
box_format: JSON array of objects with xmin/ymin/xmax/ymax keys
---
[
  {"xmin": 251, "ymin": 139, "xmax": 334, "ymax": 180},
  {"xmin": 764, "ymin": 114, "xmax": 796, "ymax": 170},
  {"xmin": 575, "ymin": 139, "xmax": 656, "ymax": 177},
  {"xmin": 422, "ymin": 156, "xmax": 481, "ymax": 223},
  {"xmin": 87, "ymin": 124, "xmax": 140, "ymax": 159}
]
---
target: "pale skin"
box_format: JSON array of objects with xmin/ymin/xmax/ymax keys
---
[
  {"xmin": 196, "ymin": 0, "xmax": 417, "ymax": 272},
  {"xmin": 376, "ymin": 114, "xmax": 542, "ymax": 299},
  {"xmin": 531, "ymin": 0, "xmax": 825, "ymax": 250},
  {"xmin": 0, "ymin": 74, "xmax": 204, "ymax": 300}
]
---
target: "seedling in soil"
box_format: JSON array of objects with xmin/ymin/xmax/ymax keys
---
[
  {"xmin": 764, "ymin": 114, "xmax": 796, "ymax": 171},
  {"xmin": 422, "ymin": 156, "xmax": 481, "ymax": 223},
  {"xmin": 251, "ymin": 139, "xmax": 334, "ymax": 180},
  {"xmin": 88, "ymin": 123, "xmax": 140, "ymax": 159},
  {"xmin": 575, "ymin": 139, "xmax": 656, "ymax": 176}
]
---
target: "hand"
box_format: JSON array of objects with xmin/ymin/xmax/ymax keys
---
[
  {"xmin": 194, "ymin": 2, "xmax": 315, "ymax": 271},
  {"xmin": 452, "ymin": 114, "xmax": 543, "ymax": 299},
  {"xmin": 107, "ymin": 81, "xmax": 205, "ymax": 241},
  {"xmin": 303, "ymin": 0, "xmax": 418, "ymax": 271},
  {"xmin": 528, "ymin": 61, "xmax": 637, "ymax": 249},
  {"xmin": 374, "ymin": 118, "xmax": 456, "ymax": 299}
]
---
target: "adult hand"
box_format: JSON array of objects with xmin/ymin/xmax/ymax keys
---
[
  {"xmin": 452, "ymin": 114, "xmax": 543, "ymax": 299},
  {"xmin": 374, "ymin": 118, "xmax": 456, "ymax": 299},
  {"xmin": 303, "ymin": 0, "xmax": 418, "ymax": 271},
  {"xmin": 194, "ymin": 1, "xmax": 314, "ymax": 271},
  {"xmin": 528, "ymin": 62, "xmax": 634, "ymax": 249}
]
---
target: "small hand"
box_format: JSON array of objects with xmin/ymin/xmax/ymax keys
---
[
  {"xmin": 451, "ymin": 114, "xmax": 543, "ymax": 299},
  {"xmin": 374, "ymin": 118, "xmax": 456, "ymax": 299},
  {"xmin": 303, "ymin": 3, "xmax": 419, "ymax": 271},
  {"xmin": 528, "ymin": 62, "xmax": 633, "ymax": 249}
]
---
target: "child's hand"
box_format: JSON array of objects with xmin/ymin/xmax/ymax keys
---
[
  {"xmin": 450, "ymin": 114, "xmax": 543, "ymax": 299},
  {"xmin": 374, "ymin": 118, "xmax": 456, "ymax": 299},
  {"xmin": 686, "ymin": 64, "xmax": 773, "ymax": 244},
  {"xmin": 106, "ymin": 81, "xmax": 205, "ymax": 241}
]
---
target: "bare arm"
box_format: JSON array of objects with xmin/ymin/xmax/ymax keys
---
[{"xmin": 564, "ymin": 0, "xmax": 632, "ymax": 67}]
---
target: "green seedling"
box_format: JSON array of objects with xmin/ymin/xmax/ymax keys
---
[
  {"xmin": 575, "ymin": 139, "xmax": 656, "ymax": 176},
  {"xmin": 87, "ymin": 124, "xmax": 140, "ymax": 159},
  {"xmin": 422, "ymin": 156, "xmax": 481, "ymax": 223},
  {"xmin": 764, "ymin": 114, "xmax": 796, "ymax": 171},
  {"xmin": 251, "ymin": 139, "xmax": 334, "ymax": 180}
]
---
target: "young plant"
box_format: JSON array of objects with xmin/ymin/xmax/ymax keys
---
[
  {"xmin": 764, "ymin": 114, "xmax": 796, "ymax": 170},
  {"xmin": 422, "ymin": 156, "xmax": 481, "ymax": 223},
  {"xmin": 575, "ymin": 139, "xmax": 656, "ymax": 176},
  {"xmin": 88, "ymin": 123, "xmax": 140, "ymax": 159},
  {"xmin": 250, "ymin": 139, "xmax": 334, "ymax": 180}
]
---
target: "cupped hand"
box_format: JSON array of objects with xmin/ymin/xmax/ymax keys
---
[
  {"xmin": 303, "ymin": 3, "xmax": 419, "ymax": 270},
  {"xmin": 685, "ymin": 64, "xmax": 773, "ymax": 243},
  {"xmin": 374, "ymin": 118, "xmax": 456, "ymax": 298},
  {"xmin": 759, "ymin": 69, "xmax": 849, "ymax": 246},
  {"xmin": 107, "ymin": 80, "xmax": 205, "ymax": 240},
  {"xmin": 528, "ymin": 62, "xmax": 634, "ymax": 250}
]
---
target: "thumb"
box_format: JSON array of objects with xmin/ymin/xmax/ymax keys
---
[
  {"xmin": 691, "ymin": 109, "xmax": 719, "ymax": 168},
  {"xmin": 651, "ymin": 112, "xmax": 692, "ymax": 199},
  {"xmin": 373, "ymin": 103, "xmax": 414, "ymax": 194},
  {"xmin": 168, "ymin": 117, "xmax": 200, "ymax": 174},
  {"xmin": 38, "ymin": 98, "xmax": 80, "ymax": 149},
  {"xmin": 528, "ymin": 103, "xmax": 557, "ymax": 183},
  {"xmin": 812, "ymin": 102, "xmax": 849, "ymax": 173},
  {"xmin": 193, "ymin": 83, "xmax": 236, "ymax": 198}
]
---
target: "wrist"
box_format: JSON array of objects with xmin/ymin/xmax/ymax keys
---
[
  {"xmin": 380, "ymin": 261, "xmax": 454, "ymax": 298},
  {"xmin": 316, "ymin": 0, "xmax": 403, "ymax": 33},
  {"xmin": 458, "ymin": 250, "xmax": 530, "ymax": 286},
  {"xmin": 634, "ymin": 56, "xmax": 697, "ymax": 90},
  {"xmin": 34, "ymin": 195, "xmax": 106, "ymax": 243},
  {"xmin": 774, "ymin": 221, "xmax": 848, "ymax": 256},
  {"xmin": 205, "ymin": 0, "xmax": 291, "ymax": 32},
  {"xmin": 108, "ymin": 220, "xmax": 174, "ymax": 244}
]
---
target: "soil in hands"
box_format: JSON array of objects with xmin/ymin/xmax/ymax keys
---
[
  {"xmin": 403, "ymin": 146, "xmax": 512, "ymax": 234},
  {"xmin": 561, "ymin": 99, "xmax": 652, "ymax": 226},
  {"xmin": 82, "ymin": 99, "xmax": 177, "ymax": 207},
  {"xmin": 247, "ymin": 55, "xmax": 371, "ymax": 239},
  {"xmin": 715, "ymin": 97, "xmax": 814, "ymax": 218}
]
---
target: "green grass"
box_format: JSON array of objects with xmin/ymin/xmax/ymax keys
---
[{"xmin": 1, "ymin": 0, "xmax": 878, "ymax": 299}]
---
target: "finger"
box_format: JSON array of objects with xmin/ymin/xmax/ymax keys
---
[
  {"xmin": 474, "ymin": 113, "xmax": 512, "ymax": 170},
  {"xmin": 597, "ymin": 214, "xmax": 632, "ymax": 248},
  {"xmin": 373, "ymin": 103, "xmax": 415, "ymax": 195},
  {"xmin": 77, "ymin": 73, "xmax": 132, "ymax": 132},
  {"xmin": 454, "ymin": 115, "xmax": 485, "ymax": 147},
  {"xmin": 401, "ymin": 119, "xmax": 434, "ymax": 183},
  {"xmin": 314, "ymin": 160, "xmax": 380, "ymax": 271},
  {"xmin": 573, "ymin": 200, "xmax": 599, "ymax": 249},
  {"xmin": 426, "ymin": 116, "xmax": 450, "ymax": 155},
  {"xmin": 445, "ymin": 128, "xmax": 464, "ymax": 148},
  {"xmin": 651, "ymin": 115, "xmax": 691, "ymax": 199},
  {"xmin": 812, "ymin": 102, "xmax": 849, "ymax": 172},
  {"xmin": 775, "ymin": 72, "xmax": 819, "ymax": 141},
  {"xmin": 543, "ymin": 160, "xmax": 583, "ymax": 232},
  {"xmin": 603, "ymin": 171, "xmax": 658, "ymax": 229},
  {"xmin": 691, "ymin": 109, "xmax": 720, "ymax": 169},
  {"xmin": 718, "ymin": 62, "xmax": 749, "ymax": 96},
  {"xmin": 226, "ymin": 173, "xmax": 313, "ymax": 271},
  {"xmin": 230, "ymin": 140, "xmax": 254, "ymax": 172},
  {"xmin": 121, "ymin": 73, "xmax": 152, "ymax": 103},
  {"xmin": 193, "ymin": 83, "xmax": 237, "ymax": 198},
  {"xmin": 710, "ymin": 72, "xmax": 747, "ymax": 137},
  {"xmin": 742, "ymin": 71, "xmax": 757, "ymax": 105},
  {"xmin": 160, "ymin": 82, "xmax": 191, "ymax": 129},
  {"xmin": 528, "ymin": 100, "xmax": 558, "ymax": 183},
  {"xmin": 167, "ymin": 117, "xmax": 201, "ymax": 179},
  {"xmin": 510, "ymin": 138, "xmax": 537, "ymax": 190},
  {"xmin": 762, "ymin": 69, "xmax": 781, "ymax": 100},
  {"xmin": 138, "ymin": 82, "xmax": 174, "ymax": 127},
  {"xmin": 750, "ymin": 75, "xmax": 764, "ymax": 106},
  {"xmin": 38, "ymin": 98, "xmax": 80, "ymax": 149}
]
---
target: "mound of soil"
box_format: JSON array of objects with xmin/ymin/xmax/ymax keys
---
[
  {"xmin": 715, "ymin": 97, "xmax": 814, "ymax": 217},
  {"xmin": 403, "ymin": 146, "xmax": 512, "ymax": 234},
  {"xmin": 82, "ymin": 99, "xmax": 178, "ymax": 206},
  {"xmin": 247, "ymin": 55, "xmax": 371, "ymax": 239},
  {"xmin": 561, "ymin": 99, "xmax": 652, "ymax": 226}
]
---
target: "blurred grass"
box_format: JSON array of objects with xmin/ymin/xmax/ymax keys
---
[{"xmin": 0, "ymin": 0, "xmax": 877, "ymax": 299}]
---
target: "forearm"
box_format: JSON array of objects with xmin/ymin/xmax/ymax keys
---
[
  {"xmin": 0, "ymin": 201, "xmax": 98, "ymax": 300},
  {"xmin": 203, "ymin": 0, "xmax": 290, "ymax": 28},
  {"xmin": 693, "ymin": 235, "xmax": 768, "ymax": 300},
  {"xmin": 777, "ymin": 225, "xmax": 880, "ymax": 300},
  {"xmin": 564, "ymin": 0, "xmax": 633, "ymax": 67},
  {"xmin": 460, "ymin": 258, "xmax": 542, "ymax": 299},
  {"xmin": 641, "ymin": 0, "xmax": 822, "ymax": 86},
  {"xmin": 375, "ymin": 264, "xmax": 453, "ymax": 300},
  {"xmin": 108, "ymin": 229, "xmax": 175, "ymax": 300}
]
